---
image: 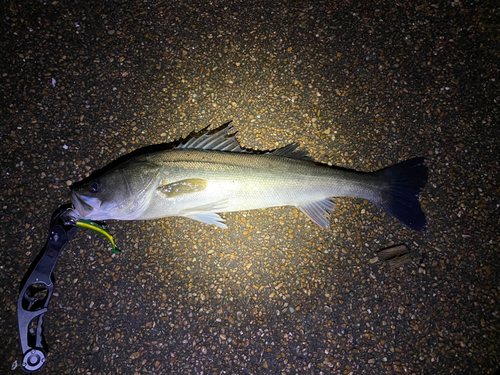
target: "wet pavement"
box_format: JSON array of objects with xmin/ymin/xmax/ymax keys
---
[{"xmin": 1, "ymin": 0, "xmax": 499, "ymax": 374}]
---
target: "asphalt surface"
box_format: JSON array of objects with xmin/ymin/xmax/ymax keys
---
[{"xmin": 1, "ymin": 0, "xmax": 499, "ymax": 374}]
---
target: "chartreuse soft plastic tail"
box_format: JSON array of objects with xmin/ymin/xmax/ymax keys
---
[{"xmin": 75, "ymin": 219, "xmax": 121, "ymax": 254}]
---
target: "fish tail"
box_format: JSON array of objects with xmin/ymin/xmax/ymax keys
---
[{"xmin": 374, "ymin": 157, "xmax": 428, "ymax": 231}]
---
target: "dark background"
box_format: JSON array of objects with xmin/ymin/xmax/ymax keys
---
[{"xmin": 1, "ymin": 0, "xmax": 499, "ymax": 373}]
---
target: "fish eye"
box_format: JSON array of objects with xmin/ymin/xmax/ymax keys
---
[{"xmin": 91, "ymin": 180, "xmax": 102, "ymax": 192}]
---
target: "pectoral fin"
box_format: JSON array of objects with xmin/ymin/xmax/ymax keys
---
[{"xmin": 158, "ymin": 178, "xmax": 207, "ymax": 198}]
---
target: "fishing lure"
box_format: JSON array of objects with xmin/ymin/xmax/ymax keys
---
[{"xmin": 75, "ymin": 219, "xmax": 120, "ymax": 253}]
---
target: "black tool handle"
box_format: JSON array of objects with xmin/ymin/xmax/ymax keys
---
[{"xmin": 17, "ymin": 205, "xmax": 79, "ymax": 372}]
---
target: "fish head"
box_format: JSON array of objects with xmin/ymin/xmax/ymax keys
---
[
  {"xmin": 71, "ymin": 161, "xmax": 158, "ymax": 220},
  {"xmin": 71, "ymin": 170, "xmax": 133, "ymax": 220}
]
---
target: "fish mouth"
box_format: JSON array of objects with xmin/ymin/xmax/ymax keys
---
[{"xmin": 71, "ymin": 191, "xmax": 98, "ymax": 218}]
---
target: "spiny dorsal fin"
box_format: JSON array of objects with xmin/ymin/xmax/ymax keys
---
[
  {"xmin": 177, "ymin": 123, "xmax": 311, "ymax": 160},
  {"xmin": 177, "ymin": 123, "xmax": 247, "ymax": 152}
]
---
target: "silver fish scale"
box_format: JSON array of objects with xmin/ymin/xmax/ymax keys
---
[{"xmin": 132, "ymin": 148, "xmax": 375, "ymax": 225}]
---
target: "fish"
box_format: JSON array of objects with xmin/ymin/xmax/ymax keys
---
[{"xmin": 70, "ymin": 124, "xmax": 428, "ymax": 231}]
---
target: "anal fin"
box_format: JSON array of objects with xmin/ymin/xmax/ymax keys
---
[{"xmin": 296, "ymin": 199, "xmax": 335, "ymax": 229}]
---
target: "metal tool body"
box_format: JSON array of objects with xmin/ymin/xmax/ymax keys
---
[{"xmin": 17, "ymin": 205, "xmax": 79, "ymax": 372}]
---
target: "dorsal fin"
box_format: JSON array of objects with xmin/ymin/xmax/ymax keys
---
[
  {"xmin": 177, "ymin": 123, "xmax": 247, "ymax": 152},
  {"xmin": 269, "ymin": 143, "xmax": 312, "ymax": 160},
  {"xmin": 177, "ymin": 123, "xmax": 311, "ymax": 160}
]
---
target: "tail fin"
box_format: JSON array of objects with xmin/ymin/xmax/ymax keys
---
[{"xmin": 374, "ymin": 157, "xmax": 428, "ymax": 232}]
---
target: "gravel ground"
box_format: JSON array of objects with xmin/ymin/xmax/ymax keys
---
[{"xmin": 1, "ymin": 0, "xmax": 499, "ymax": 374}]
